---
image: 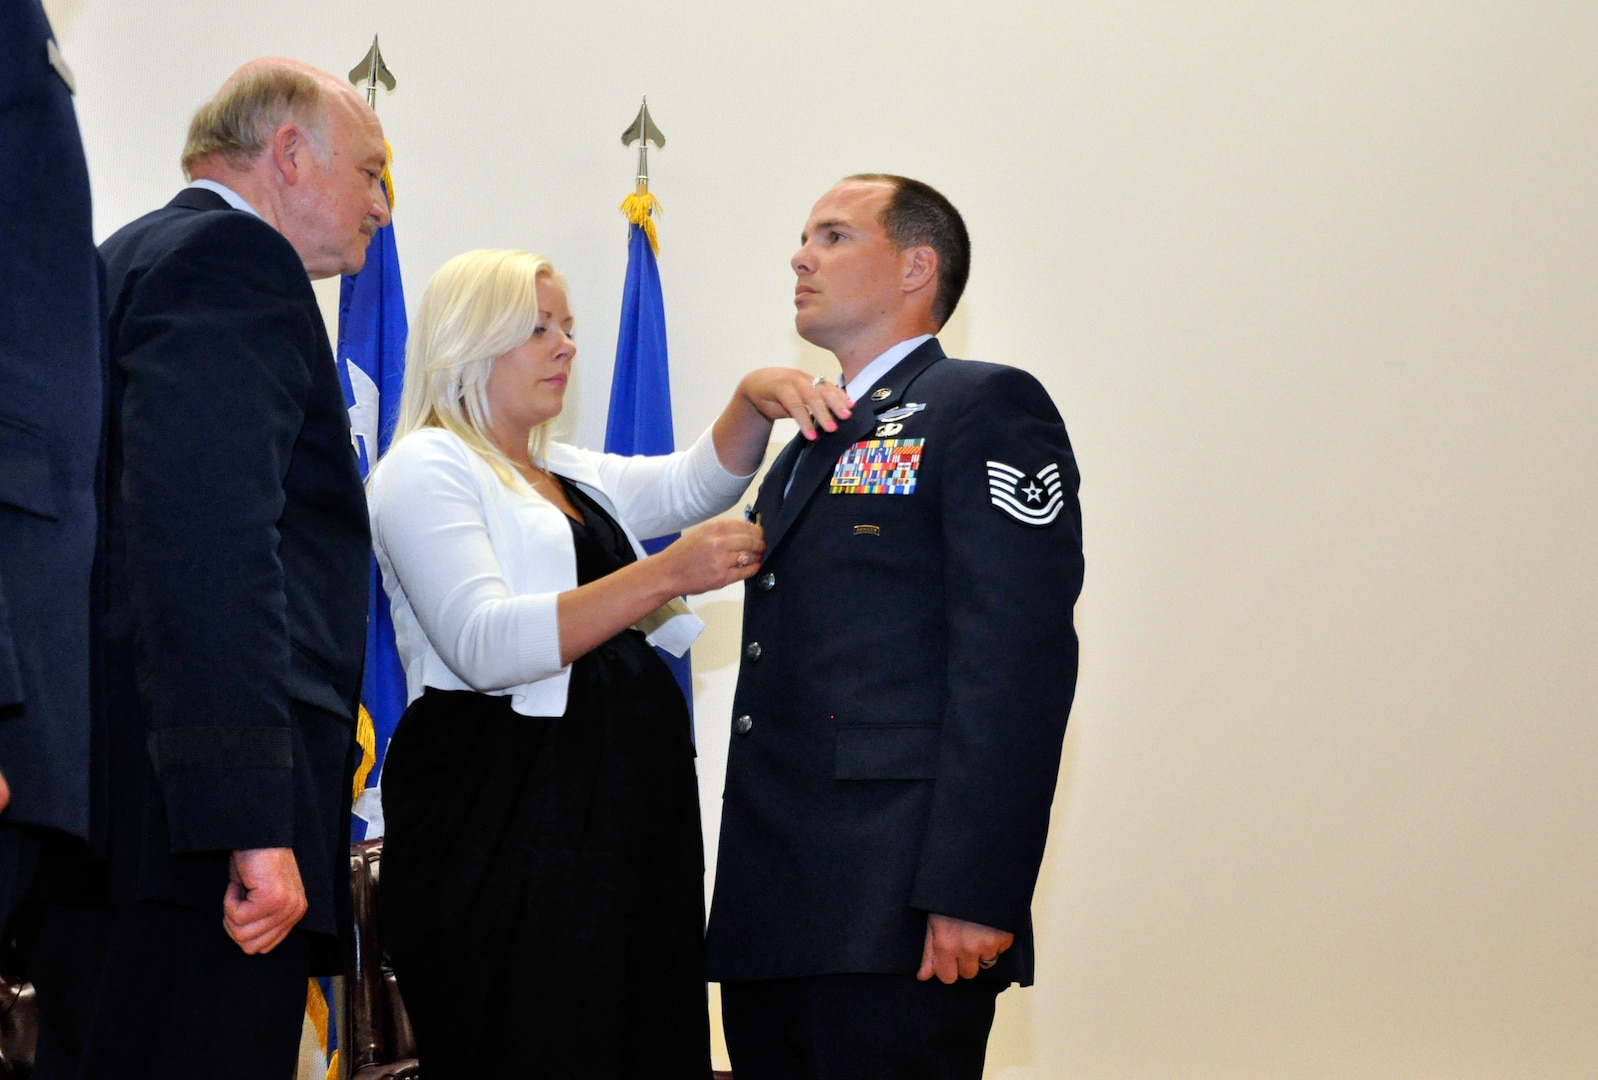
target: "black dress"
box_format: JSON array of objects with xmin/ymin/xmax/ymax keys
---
[{"xmin": 380, "ymin": 479, "xmax": 712, "ymax": 1079}]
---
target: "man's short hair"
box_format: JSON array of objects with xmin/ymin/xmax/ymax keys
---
[
  {"xmin": 181, "ymin": 65, "xmax": 328, "ymax": 179},
  {"xmin": 847, "ymin": 173, "xmax": 971, "ymax": 327}
]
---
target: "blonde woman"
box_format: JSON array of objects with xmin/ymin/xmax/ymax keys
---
[{"xmin": 368, "ymin": 249, "xmax": 851, "ymax": 1078}]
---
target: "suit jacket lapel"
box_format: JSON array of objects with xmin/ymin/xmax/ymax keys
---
[
  {"xmin": 763, "ymin": 339, "xmax": 946, "ymax": 553},
  {"xmin": 751, "ymin": 435, "xmax": 802, "ymax": 534}
]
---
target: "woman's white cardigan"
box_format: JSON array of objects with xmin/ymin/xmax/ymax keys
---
[{"xmin": 368, "ymin": 426, "xmax": 752, "ymax": 717}]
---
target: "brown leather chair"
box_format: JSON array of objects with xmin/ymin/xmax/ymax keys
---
[
  {"xmin": 347, "ymin": 838, "xmax": 419, "ymax": 1080},
  {"xmin": 0, "ymin": 969, "xmax": 37, "ymax": 1080}
]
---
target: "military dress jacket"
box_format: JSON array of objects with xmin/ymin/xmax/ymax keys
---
[
  {"xmin": 0, "ymin": 0, "xmax": 102, "ymax": 846},
  {"xmin": 706, "ymin": 338, "xmax": 1085, "ymax": 987}
]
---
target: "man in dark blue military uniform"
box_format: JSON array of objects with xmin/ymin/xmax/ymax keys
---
[
  {"xmin": 0, "ymin": 0, "xmax": 102, "ymax": 939},
  {"xmin": 707, "ymin": 174, "xmax": 1085, "ymax": 1080}
]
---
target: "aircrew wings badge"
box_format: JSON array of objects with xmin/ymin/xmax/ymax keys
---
[{"xmin": 987, "ymin": 460, "xmax": 1064, "ymax": 526}]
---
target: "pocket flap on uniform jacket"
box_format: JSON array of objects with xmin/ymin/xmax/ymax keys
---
[
  {"xmin": 835, "ymin": 725, "xmax": 940, "ymax": 780},
  {"xmin": 0, "ymin": 415, "xmax": 59, "ymax": 520}
]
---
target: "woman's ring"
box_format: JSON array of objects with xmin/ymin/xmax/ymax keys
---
[
  {"xmin": 811, "ymin": 375, "xmax": 828, "ymax": 387},
  {"xmin": 978, "ymin": 956, "xmax": 998, "ymax": 969},
  {"xmin": 736, "ymin": 552, "xmax": 751, "ymax": 567}
]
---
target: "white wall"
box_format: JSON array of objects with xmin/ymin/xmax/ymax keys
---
[{"xmin": 45, "ymin": 1, "xmax": 1598, "ymax": 1075}]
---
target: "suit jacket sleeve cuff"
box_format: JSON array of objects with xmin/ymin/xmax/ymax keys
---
[{"xmin": 151, "ymin": 724, "xmax": 295, "ymax": 852}]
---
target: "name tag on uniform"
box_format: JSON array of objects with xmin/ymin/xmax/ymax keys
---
[{"xmin": 830, "ymin": 439, "xmax": 925, "ymax": 495}]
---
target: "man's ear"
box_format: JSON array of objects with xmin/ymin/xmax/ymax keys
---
[
  {"xmin": 269, "ymin": 123, "xmax": 305, "ymax": 185},
  {"xmin": 902, "ymin": 244, "xmax": 939, "ymax": 297}
]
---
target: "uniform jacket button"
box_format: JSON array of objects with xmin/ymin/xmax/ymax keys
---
[
  {"xmin": 744, "ymin": 641, "xmax": 762, "ymax": 662},
  {"xmin": 733, "ymin": 714, "xmax": 754, "ymax": 735},
  {"xmin": 756, "ymin": 571, "xmax": 776, "ymax": 591}
]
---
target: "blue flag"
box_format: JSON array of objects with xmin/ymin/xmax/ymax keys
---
[
  {"xmin": 606, "ymin": 219, "xmax": 693, "ymax": 709},
  {"xmin": 335, "ymin": 189, "xmax": 408, "ymax": 843}
]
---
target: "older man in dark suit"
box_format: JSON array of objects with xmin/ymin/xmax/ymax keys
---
[
  {"xmin": 0, "ymin": 0, "xmax": 101, "ymax": 937},
  {"xmin": 31, "ymin": 58, "xmax": 389, "ymax": 1080},
  {"xmin": 707, "ymin": 175, "xmax": 1085, "ymax": 1079}
]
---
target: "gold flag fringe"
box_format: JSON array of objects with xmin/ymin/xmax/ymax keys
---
[
  {"xmin": 620, "ymin": 186, "xmax": 661, "ymax": 254},
  {"xmin": 381, "ymin": 139, "xmax": 396, "ymax": 211},
  {"xmin": 352, "ymin": 704, "xmax": 377, "ymax": 798}
]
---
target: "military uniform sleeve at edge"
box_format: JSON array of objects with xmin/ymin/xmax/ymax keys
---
[
  {"xmin": 908, "ymin": 365, "xmax": 1085, "ymax": 933},
  {"xmin": 113, "ymin": 220, "xmax": 317, "ymax": 855}
]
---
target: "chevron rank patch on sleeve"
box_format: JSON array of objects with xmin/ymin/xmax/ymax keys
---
[{"xmin": 987, "ymin": 460, "xmax": 1065, "ymax": 526}]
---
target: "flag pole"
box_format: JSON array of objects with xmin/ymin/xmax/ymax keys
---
[
  {"xmin": 304, "ymin": 37, "xmax": 409, "ymax": 1080},
  {"xmin": 607, "ymin": 99, "xmax": 694, "ymax": 710}
]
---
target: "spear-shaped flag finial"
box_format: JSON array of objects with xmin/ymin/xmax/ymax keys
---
[
  {"xmin": 349, "ymin": 35, "xmax": 396, "ymax": 108},
  {"xmin": 620, "ymin": 97, "xmax": 666, "ymax": 195},
  {"xmin": 348, "ymin": 36, "xmax": 398, "ymax": 208}
]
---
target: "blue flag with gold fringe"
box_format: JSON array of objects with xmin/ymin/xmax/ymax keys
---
[
  {"xmin": 607, "ymin": 192, "xmax": 693, "ymax": 709},
  {"xmin": 302, "ymin": 166, "xmax": 406, "ymax": 1080},
  {"xmin": 336, "ymin": 175, "xmax": 408, "ymax": 842}
]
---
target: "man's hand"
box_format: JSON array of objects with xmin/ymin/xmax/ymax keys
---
[
  {"xmin": 916, "ymin": 913, "xmax": 1015, "ymax": 984},
  {"xmin": 0, "ymin": 765, "xmax": 9, "ymax": 813},
  {"xmin": 223, "ymin": 847, "xmax": 307, "ymax": 954}
]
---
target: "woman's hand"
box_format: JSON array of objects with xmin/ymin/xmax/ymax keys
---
[
  {"xmin": 555, "ymin": 517, "xmax": 765, "ymax": 665},
  {"xmin": 657, "ymin": 518, "xmax": 767, "ymax": 596},
  {"xmin": 713, "ymin": 367, "xmax": 854, "ymax": 476},
  {"xmin": 737, "ymin": 367, "xmax": 854, "ymax": 442}
]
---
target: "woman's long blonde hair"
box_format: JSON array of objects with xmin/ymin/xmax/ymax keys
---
[{"xmin": 387, "ymin": 249, "xmax": 567, "ymax": 486}]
